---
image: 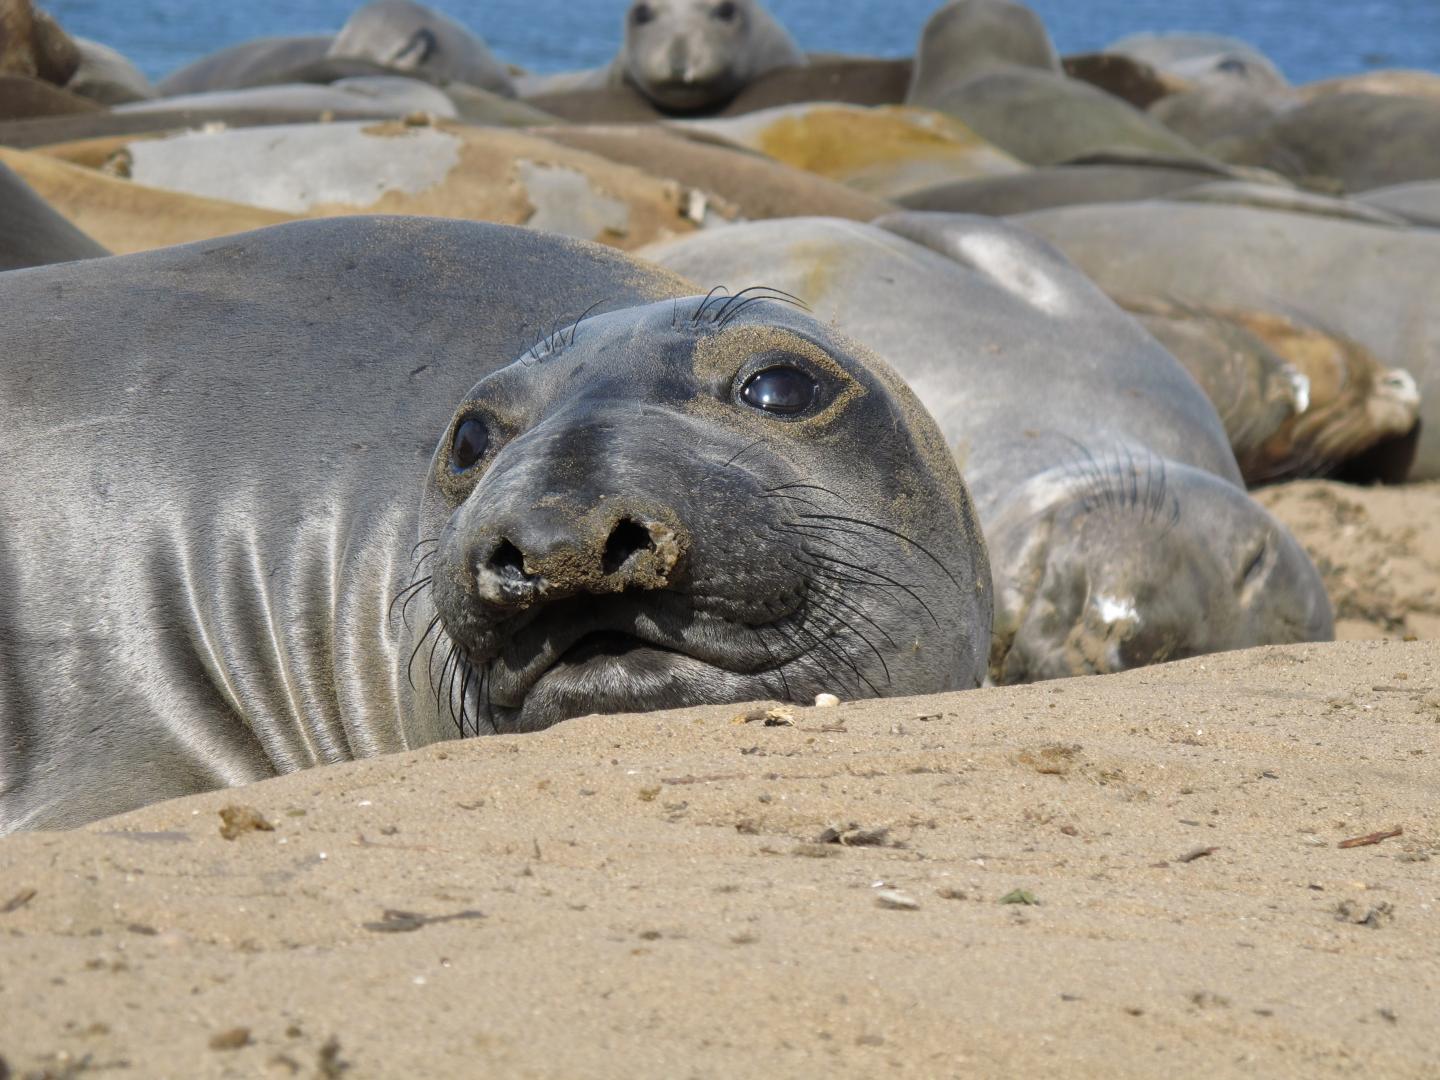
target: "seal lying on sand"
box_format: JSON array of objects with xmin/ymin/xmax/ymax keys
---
[
  {"xmin": 612, "ymin": 0, "xmax": 805, "ymax": 112},
  {"xmin": 156, "ymin": 35, "xmax": 333, "ymax": 96},
  {"xmin": 1016, "ymin": 200, "xmax": 1436, "ymax": 479},
  {"xmin": 0, "ymin": 158, "xmax": 108, "ymax": 270},
  {"xmin": 326, "ymin": 0, "xmax": 515, "ymax": 96},
  {"xmin": 905, "ymin": 0, "xmax": 1204, "ymax": 166},
  {"xmin": 0, "ymin": 216, "xmax": 992, "ymax": 833},
  {"xmin": 645, "ymin": 215, "xmax": 1333, "ymax": 683}
]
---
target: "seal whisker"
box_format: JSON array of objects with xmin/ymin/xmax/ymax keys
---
[
  {"xmin": 766, "ymin": 608, "xmax": 882, "ymax": 698},
  {"xmin": 567, "ymin": 298, "xmax": 610, "ymax": 347},
  {"xmin": 716, "ymin": 291, "xmax": 811, "ymax": 328},
  {"xmin": 725, "ymin": 438, "xmax": 767, "ymax": 468},
  {"xmin": 794, "ymin": 551, "xmax": 941, "ymax": 628},
  {"xmin": 405, "ymin": 613, "xmax": 444, "ymax": 692},
  {"xmin": 795, "ymin": 512, "xmax": 962, "ymax": 591},
  {"xmin": 690, "ymin": 285, "xmax": 731, "ymax": 326}
]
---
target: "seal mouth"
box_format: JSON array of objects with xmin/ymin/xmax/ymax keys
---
[{"xmin": 444, "ymin": 591, "xmax": 797, "ymax": 733}]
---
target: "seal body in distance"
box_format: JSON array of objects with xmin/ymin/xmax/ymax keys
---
[
  {"xmin": 613, "ymin": 0, "xmax": 806, "ymax": 112},
  {"xmin": 1016, "ymin": 199, "xmax": 1439, "ymax": 479},
  {"xmin": 326, "ymin": 0, "xmax": 515, "ymax": 97},
  {"xmin": 905, "ymin": 0, "xmax": 1202, "ymax": 166},
  {"xmin": 645, "ymin": 215, "xmax": 1333, "ymax": 683},
  {"xmin": 156, "ymin": 35, "xmax": 334, "ymax": 96},
  {"xmin": 0, "ymin": 215, "xmax": 991, "ymax": 833}
]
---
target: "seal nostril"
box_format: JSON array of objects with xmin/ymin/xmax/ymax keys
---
[
  {"xmin": 603, "ymin": 518, "xmax": 654, "ymax": 575},
  {"xmin": 487, "ymin": 538, "xmax": 530, "ymax": 581}
]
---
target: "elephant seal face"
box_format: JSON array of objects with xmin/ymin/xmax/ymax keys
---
[
  {"xmin": 987, "ymin": 456, "xmax": 1333, "ymax": 683},
  {"xmin": 408, "ymin": 293, "xmax": 993, "ymax": 734},
  {"xmin": 622, "ymin": 0, "xmax": 766, "ymax": 110}
]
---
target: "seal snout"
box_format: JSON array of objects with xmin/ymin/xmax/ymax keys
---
[{"xmin": 472, "ymin": 511, "xmax": 687, "ymax": 611}]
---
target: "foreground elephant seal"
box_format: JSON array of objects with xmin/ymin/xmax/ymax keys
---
[
  {"xmin": 0, "ymin": 216, "xmax": 991, "ymax": 832},
  {"xmin": 327, "ymin": 0, "xmax": 515, "ymax": 96},
  {"xmin": 614, "ymin": 0, "xmax": 805, "ymax": 111},
  {"xmin": 646, "ymin": 215, "xmax": 1333, "ymax": 682}
]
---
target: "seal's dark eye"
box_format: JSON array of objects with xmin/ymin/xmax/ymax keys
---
[
  {"xmin": 451, "ymin": 417, "xmax": 490, "ymax": 471},
  {"xmin": 740, "ymin": 366, "xmax": 817, "ymax": 416},
  {"xmin": 713, "ymin": 1, "xmax": 738, "ymax": 21},
  {"xmin": 631, "ymin": 2, "xmax": 655, "ymax": 25}
]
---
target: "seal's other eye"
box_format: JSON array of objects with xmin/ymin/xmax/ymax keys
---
[
  {"xmin": 740, "ymin": 366, "xmax": 818, "ymax": 416},
  {"xmin": 451, "ymin": 417, "xmax": 490, "ymax": 471},
  {"xmin": 631, "ymin": 2, "xmax": 655, "ymax": 26},
  {"xmin": 713, "ymin": 0, "xmax": 739, "ymax": 21}
]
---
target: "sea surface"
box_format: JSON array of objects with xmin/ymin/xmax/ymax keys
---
[{"xmin": 45, "ymin": 0, "xmax": 1440, "ymax": 87}]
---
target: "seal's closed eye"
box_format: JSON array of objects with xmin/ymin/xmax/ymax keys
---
[
  {"xmin": 451, "ymin": 417, "xmax": 490, "ymax": 472},
  {"xmin": 631, "ymin": 2, "xmax": 656, "ymax": 26},
  {"xmin": 713, "ymin": 1, "xmax": 739, "ymax": 22},
  {"xmin": 739, "ymin": 365, "xmax": 817, "ymax": 416}
]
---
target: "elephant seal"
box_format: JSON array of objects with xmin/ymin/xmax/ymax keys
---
[
  {"xmin": 894, "ymin": 161, "xmax": 1226, "ymax": 215},
  {"xmin": 644, "ymin": 215, "xmax": 1333, "ymax": 683},
  {"xmin": 1104, "ymin": 32, "xmax": 1289, "ymax": 94},
  {"xmin": 1357, "ymin": 180, "xmax": 1440, "ymax": 227},
  {"xmin": 1015, "ymin": 200, "xmax": 1438, "ymax": 478},
  {"xmin": 65, "ymin": 37, "xmax": 156, "ymax": 104},
  {"xmin": 0, "ymin": 158, "xmax": 108, "ymax": 270},
  {"xmin": 1239, "ymin": 92, "xmax": 1440, "ymax": 192},
  {"xmin": 0, "ymin": 0, "xmax": 79, "ymax": 84},
  {"xmin": 327, "ymin": 0, "xmax": 515, "ymax": 97},
  {"xmin": 0, "ymin": 215, "xmax": 991, "ymax": 833},
  {"xmin": 156, "ymin": 35, "xmax": 333, "ymax": 96},
  {"xmin": 905, "ymin": 0, "xmax": 1205, "ymax": 166},
  {"xmin": 613, "ymin": 0, "xmax": 806, "ymax": 112}
]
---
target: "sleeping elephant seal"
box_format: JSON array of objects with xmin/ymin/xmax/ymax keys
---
[
  {"xmin": 327, "ymin": 0, "xmax": 515, "ymax": 97},
  {"xmin": 0, "ymin": 158, "xmax": 108, "ymax": 270},
  {"xmin": 156, "ymin": 35, "xmax": 333, "ymax": 96},
  {"xmin": 644, "ymin": 215, "xmax": 1333, "ymax": 683},
  {"xmin": 1015, "ymin": 200, "xmax": 1439, "ymax": 479},
  {"xmin": 613, "ymin": 0, "xmax": 806, "ymax": 112},
  {"xmin": 0, "ymin": 216, "xmax": 991, "ymax": 833},
  {"xmin": 906, "ymin": 0, "xmax": 1204, "ymax": 166}
]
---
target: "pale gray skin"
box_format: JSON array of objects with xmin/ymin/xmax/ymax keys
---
[
  {"xmin": 1016, "ymin": 201, "xmax": 1440, "ymax": 479},
  {"xmin": 156, "ymin": 35, "xmax": 333, "ymax": 96},
  {"xmin": 612, "ymin": 0, "xmax": 805, "ymax": 112},
  {"xmin": 905, "ymin": 0, "xmax": 1203, "ymax": 166},
  {"xmin": 0, "ymin": 216, "xmax": 990, "ymax": 833},
  {"xmin": 906, "ymin": 0, "xmax": 1059, "ymax": 102},
  {"xmin": 895, "ymin": 162, "xmax": 1222, "ymax": 215},
  {"xmin": 645, "ymin": 216, "xmax": 1333, "ymax": 684},
  {"xmin": 0, "ymin": 160, "xmax": 108, "ymax": 271},
  {"xmin": 1358, "ymin": 181, "xmax": 1440, "ymax": 228},
  {"xmin": 1244, "ymin": 92, "xmax": 1440, "ymax": 193},
  {"xmin": 327, "ymin": 0, "xmax": 515, "ymax": 97},
  {"xmin": 65, "ymin": 37, "xmax": 155, "ymax": 103},
  {"xmin": 1105, "ymin": 32, "xmax": 1290, "ymax": 93}
]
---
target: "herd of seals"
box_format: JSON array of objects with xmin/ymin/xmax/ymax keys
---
[{"xmin": 0, "ymin": 0, "xmax": 1433, "ymax": 831}]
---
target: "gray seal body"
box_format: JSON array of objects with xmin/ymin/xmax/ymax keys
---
[
  {"xmin": 0, "ymin": 160, "xmax": 108, "ymax": 271},
  {"xmin": 0, "ymin": 216, "xmax": 990, "ymax": 832},
  {"xmin": 326, "ymin": 0, "xmax": 515, "ymax": 96},
  {"xmin": 645, "ymin": 215, "xmax": 1333, "ymax": 684}
]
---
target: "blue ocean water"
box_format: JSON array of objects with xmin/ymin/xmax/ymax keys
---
[{"xmin": 45, "ymin": 0, "xmax": 1440, "ymax": 86}]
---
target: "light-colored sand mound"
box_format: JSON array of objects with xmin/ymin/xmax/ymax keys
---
[
  {"xmin": 1, "ymin": 638, "xmax": 1435, "ymax": 1078},
  {"xmin": 1261, "ymin": 480, "xmax": 1440, "ymax": 640}
]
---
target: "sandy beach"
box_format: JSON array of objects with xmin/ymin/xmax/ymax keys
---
[{"xmin": 1, "ymin": 484, "xmax": 1435, "ymax": 1079}]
